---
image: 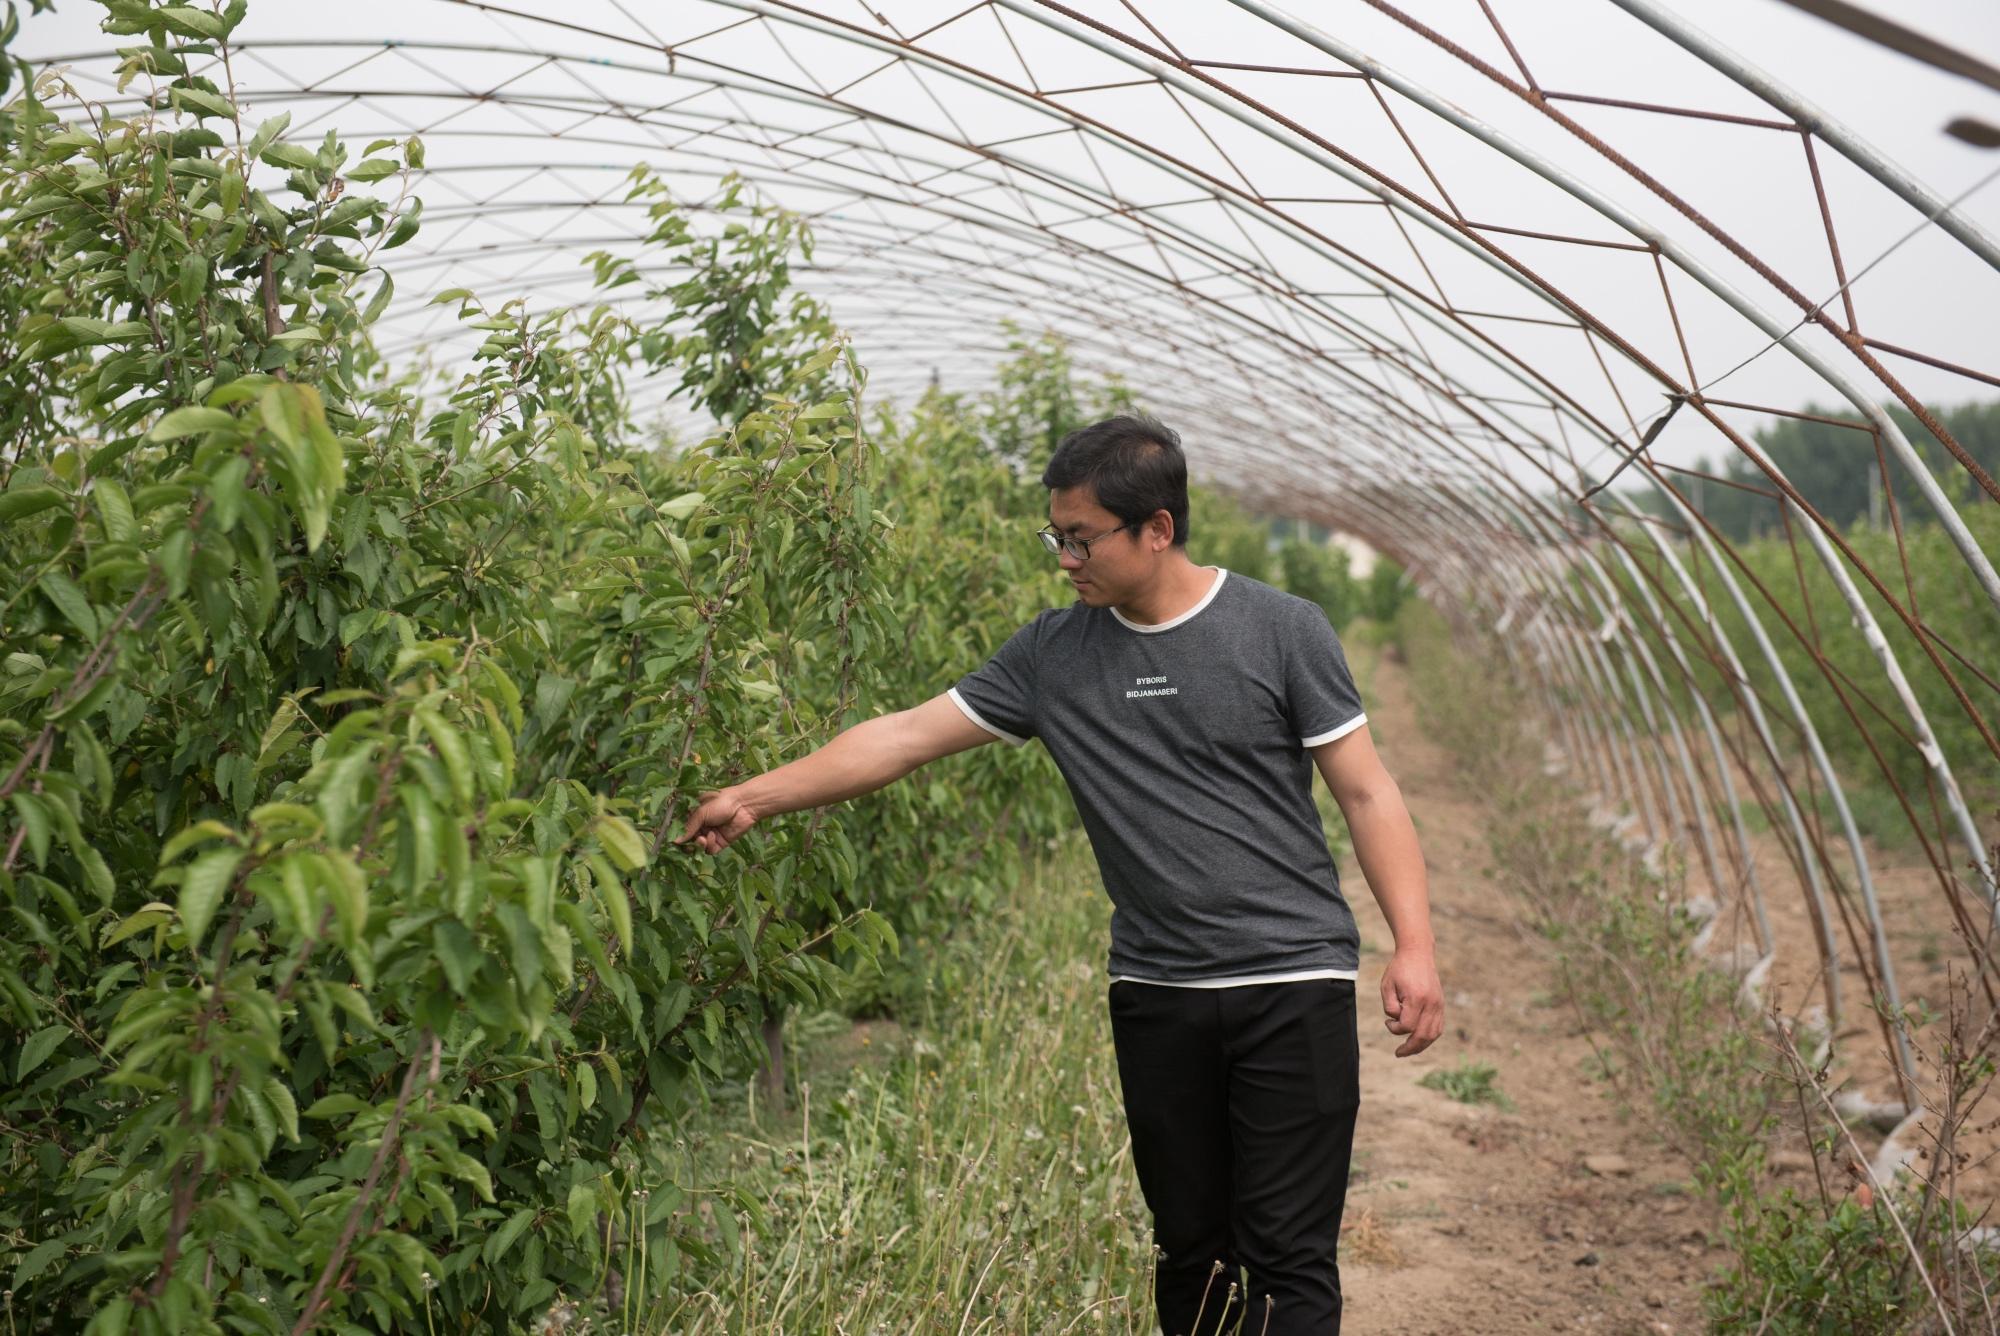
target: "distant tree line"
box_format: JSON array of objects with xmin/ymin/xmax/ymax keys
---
[{"xmin": 1622, "ymin": 399, "xmax": 1998, "ymax": 541}]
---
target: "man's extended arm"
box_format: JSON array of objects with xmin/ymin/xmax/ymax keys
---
[
  {"xmin": 1310, "ymin": 726, "xmax": 1445, "ymax": 1057},
  {"xmin": 676, "ymin": 692, "xmax": 994, "ymax": 855}
]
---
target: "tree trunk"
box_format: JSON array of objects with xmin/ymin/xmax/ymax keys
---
[{"xmin": 756, "ymin": 1007, "xmax": 787, "ymax": 1117}]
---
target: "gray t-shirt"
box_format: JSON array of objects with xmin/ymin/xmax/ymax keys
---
[{"xmin": 948, "ymin": 567, "xmax": 1368, "ymax": 982}]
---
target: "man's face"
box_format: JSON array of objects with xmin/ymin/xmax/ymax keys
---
[{"xmin": 1047, "ymin": 485, "xmax": 1163, "ymax": 606}]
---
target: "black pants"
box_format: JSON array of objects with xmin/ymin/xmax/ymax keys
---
[{"xmin": 1108, "ymin": 978, "xmax": 1360, "ymax": 1336}]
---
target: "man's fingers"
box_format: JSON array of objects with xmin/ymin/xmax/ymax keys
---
[
  {"xmin": 1383, "ymin": 987, "xmax": 1406, "ymax": 1033},
  {"xmin": 1403, "ymin": 999, "xmax": 1445, "ymax": 1055},
  {"xmin": 1388, "ymin": 991, "xmax": 1444, "ymax": 1053},
  {"xmin": 674, "ymin": 793, "xmax": 734, "ymax": 853},
  {"xmin": 1395, "ymin": 1005, "xmax": 1439, "ymax": 1056},
  {"xmin": 676, "ymin": 797, "xmax": 712, "ymax": 844},
  {"xmin": 1397, "ymin": 1024, "xmax": 1442, "ymax": 1057},
  {"xmin": 1380, "ymin": 952, "xmax": 1445, "ymax": 1056}
]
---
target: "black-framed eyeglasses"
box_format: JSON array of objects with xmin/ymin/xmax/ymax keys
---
[{"xmin": 1038, "ymin": 521, "xmax": 1137, "ymax": 561}]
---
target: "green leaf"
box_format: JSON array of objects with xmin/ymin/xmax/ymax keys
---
[
  {"xmin": 384, "ymin": 196, "xmax": 422, "ymax": 249},
  {"xmin": 171, "ymin": 86, "xmax": 235, "ymax": 120},
  {"xmin": 247, "ymin": 112, "xmax": 291, "ymax": 160},
  {"xmin": 566, "ymin": 1182, "xmax": 595, "ymax": 1240},
  {"xmin": 157, "ymin": 6, "xmax": 227, "ymax": 40},
  {"xmin": 301, "ymin": 1092, "xmax": 370, "ymax": 1120},
  {"xmin": 10, "ymin": 1238, "xmax": 66, "ymax": 1290},
  {"xmin": 658, "ymin": 491, "xmax": 705, "ymax": 520},
  {"xmin": 483, "ymin": 1207, "xmax": 536, "ymax": 1265},
  {"xmin": 260, "ymin": 383, "xmax": 338, "ymax": 550},
  {"xmin": 331, "ymin": 990, "xmax": 378, "ymax": 1034},
  {"xmin": 87, "ymin": 1298, "xmax": 132, "ymax": 1336},
  {"xmin": 10, "ymin": 794, "xmax": 51, "ymax": 869},
  {"xmin": 265, "ymin": 1075, "xmax": 301, "ymax": 1142},
  {"xmin": 159, "ymin": 819, "xmax": 238, "ymax": 866},
  {"xmin": 38, "ymin": 570, "xmax": 97, "ymax": 639},
  {"xmin": 77, "ymin": 846, "xmax": 116, "ymax": 904},
  {"xmin": 93, "ymin": 480, "xmax": 136, "ymax": 543},
  {"xmin": 595, "ymin": 814, "xmax": 647, "ymax": 872},
  {"xmin": 0, "ymin": 487, "xmax": 64, "ymax": 523},
  {"xmin": 208, "ymin": 454, "xmax": 249, "ymax": 532},
  {"xmin": 322, "ymin": 852, "xmax": 368, "ymax": 949},
  {"xmin": 586, "ymin": 854, "xmax": 632, "ymax": 953},
  {"xmin": 416, "ymin": 708, "xmax": 473, "ymax": 806},
  {"xmin": 156, "ymin": 526, "xmax": 193, "ymax": 599},
  {"xmin": 238, "ymin": 1080, "xmax": 275, "ymax": 1151},
  {"xmin": 16, "ymin": 1025, "xmax": 66, "ymax": 1082},
  {"xmin": 345, "ymin": 158, "xmax": 398, "ymax": 183},
  {"xmin": 70, "ymin": 723, "xmax": 114, "ymax": 811},
  {"xmin": 432, "ymin": 919, "xmax": 483, "ymax": 995},
  {"xmin": 361, "ymin": 272, "xmax": 395, "ymax": 326},
  {"xmin": 179, "ymin": 847, "xmax": 245, "ymax": 949},
  {"xmin": 55, "ymin": 317, "xmax": 146, "ymax": 346},
  {"xmin": 257, "ymin": 694, "xmax": 315, "ymax": 774},
  {"xmin": 148, "ymin": 406, "xmax": 237, "ymax": 440},
  {"xmin": 260, "ymin": 141, "xmax": 319, "ymax": 173}
]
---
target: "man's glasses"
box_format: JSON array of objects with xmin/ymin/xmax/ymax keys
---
[{"xmin": 1038, "ymin": 521, "xmax": 1138, "ymax": 561}]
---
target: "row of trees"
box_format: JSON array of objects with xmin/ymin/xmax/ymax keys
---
[
  {"xmin": 1624, "ymin": 400, "xmax": 1998, "ymax": 544},
  {"xmin": 1594, "ymin": 500, "xmax": 2000, "ymax": 836},
  {"xmin": 0, "ymin": 4, "xmax": 1386, "ymax": 1329}
]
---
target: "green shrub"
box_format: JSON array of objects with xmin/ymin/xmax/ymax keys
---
[
  {"xmin": 0, "ymin": 11, "xmax": 937, "ymax": 1327},
  {"xmin": 1705, "ymin": 1184, "xmax": 2000, "ymax": 1334}
]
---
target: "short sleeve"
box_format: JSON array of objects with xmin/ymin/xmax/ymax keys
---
[
  {"xmin": 949, "ymin": 615, "xmax": 1040, "ymax": 746},
  {"xmin": 1285, "ymin": 603, "xmax": 1367, "ymax": 746}
]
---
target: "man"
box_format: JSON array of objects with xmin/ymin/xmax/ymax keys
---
[{"xmin": 678, "ymin": 414, "xmax": 1444, "ymax": 1334}]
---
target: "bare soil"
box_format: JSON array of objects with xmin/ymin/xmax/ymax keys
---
[{"xmin": 1336, "ymin": 643, "xmax": 1730, "ymax": 1336}]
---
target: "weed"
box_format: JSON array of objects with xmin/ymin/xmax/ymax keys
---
[
  {"xmin": 1417, "ymin": 1060, "xmax": 1515, "ymax": 1112},
  {"xmin": 1338, "ymin": 1205, "xmax": 1404, "ymax": 1267}
]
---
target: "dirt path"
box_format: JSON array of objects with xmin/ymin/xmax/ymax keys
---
[{"xmin": 1335, "ymin": 644, "xmax": 1728, "ymax": 1336}]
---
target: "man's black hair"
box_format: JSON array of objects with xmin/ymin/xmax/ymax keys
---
[{"xmin": 1040, "ymin": 414, "xmax": 1191, "ymax": 548}]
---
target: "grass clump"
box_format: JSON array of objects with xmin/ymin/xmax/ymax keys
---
[
  {"xmin": 631, "ymin": 833, "xmax": 1165, "ymax": 1333},
  {"xmin": 1417, "ymin": 1060, "xmax": 1514, "ymax": 1112}
]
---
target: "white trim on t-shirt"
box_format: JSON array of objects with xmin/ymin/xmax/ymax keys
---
[
  {"xmin": 1301, "ymin": 712, "xmax": 1369, "ymax": 748},
  {"xmin": 947, "ymin": 686, "xmax": 1028, "ymax": 746},
  {"xmin": 1109, "ymin": 967, "xmax": 1358, "ymax": 988},
  {"xmin": 1110, "ymin": 566, "xmax": 1228, "ymax": 634}
]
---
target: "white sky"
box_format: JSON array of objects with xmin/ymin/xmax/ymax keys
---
[{"xmin": 19, "ymin": 1, "xmax": 2000, "ymax": 505}]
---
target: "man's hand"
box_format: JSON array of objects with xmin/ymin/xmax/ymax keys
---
[
  {"xmin": 675, "ymin": 788, "xmax": 758, "ymax": 856},
  {"xmin": 1381, "ymin": 948, "xmax": 1444, "ymax": 1057}
]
